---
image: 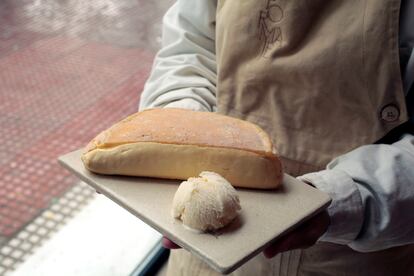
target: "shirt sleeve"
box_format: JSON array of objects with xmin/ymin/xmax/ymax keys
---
[
  {"xmin": 139, "ymin": 0, "xmax": 217, "ymax": 112},
  {"xmin": 299, "ymin": 133, "xmax": 414, "ymax": 252}
]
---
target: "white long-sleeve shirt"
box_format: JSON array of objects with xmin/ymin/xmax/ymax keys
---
[{"xmin": 140, "ymin": 0, "xmax": 414, "ymax": 252}]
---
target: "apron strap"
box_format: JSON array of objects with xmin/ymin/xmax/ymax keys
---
[{"xmin": 404, "ymin": 51, "xmax": 414, "ymax": 96}]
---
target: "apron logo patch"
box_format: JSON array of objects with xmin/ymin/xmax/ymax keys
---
[{"xmin": 258, "ymin": 0, "xmax": 284, "ymax": 58}]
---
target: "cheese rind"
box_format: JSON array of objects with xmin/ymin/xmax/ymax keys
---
[{"xmin": 84, "ymin": 109, "xmax": 273, "ymax": 155}]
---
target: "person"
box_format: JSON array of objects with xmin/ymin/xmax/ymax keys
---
[{"xmin": 140, "ymin": 0, "xmax": 414, "ymax": 275}]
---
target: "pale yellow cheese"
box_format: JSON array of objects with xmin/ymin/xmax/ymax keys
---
[{"xmin": 81, "ymin": 108, "xmax": 283, "ymax": 189}]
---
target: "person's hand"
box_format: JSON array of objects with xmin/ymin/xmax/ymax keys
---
[
  {"xmin": 162, "ymin": 237, "xmax": 181, "ymax": 249},
  {"xmin": 263, "ymin": 210, "xmax": 330, "ymax": 258}
]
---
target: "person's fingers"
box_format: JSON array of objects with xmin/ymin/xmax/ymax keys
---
[
  {"xmin": 263, "ymin": 235, "xmax": 291, "ymax": 258},
  {"xmin": 162, "ymin": 237, "xmax": 181, "ymax": 249},
  {"xmin": 263, "ymin": 211, "xmax": 330, "ymax": 258}
]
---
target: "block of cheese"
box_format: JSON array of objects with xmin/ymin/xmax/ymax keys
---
[{"xmin": 81, "ymin": 108, "xmax": 283, "ymax": 189}]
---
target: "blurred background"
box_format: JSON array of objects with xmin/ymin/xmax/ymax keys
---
[{"xmin": 0, "ymin": 0, "xmax": 173, "ymax": 275}]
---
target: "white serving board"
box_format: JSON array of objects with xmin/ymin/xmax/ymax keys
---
[{"xmin": 58, "ymin": 149, "xmax": 331, "ymax": 274}]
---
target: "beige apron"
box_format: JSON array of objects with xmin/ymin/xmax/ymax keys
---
[{"xmin": 167, "ymin": 0, "xmax": 414, "ymax": 275}]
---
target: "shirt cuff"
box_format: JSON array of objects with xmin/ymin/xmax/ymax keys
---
[
  {"xmin": 163, "ymin": 98, "xmax": 210, "ymax": 112},
  {"xmin": 298, "ymin": 170, "xmax": 364, "ymax": 245}
]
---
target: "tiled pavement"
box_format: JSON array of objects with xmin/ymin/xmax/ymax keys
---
[
  {"xmin": 0, "ymin": 183, "xmax": 95, "ymax": 273},
  {"xmin": 0, "ymin": 0, "xmax": 173, "ymax": 274},
  {"xmin": 0, "ymin": 36, "xmax": 154, "ymax": 237}
]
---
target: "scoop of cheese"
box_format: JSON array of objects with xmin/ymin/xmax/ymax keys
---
[{"xmin": 172, "ymin": 172, "xmax": 241, "ymax": 232}]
